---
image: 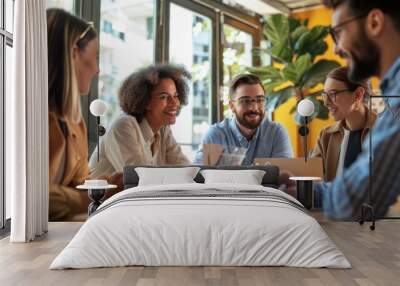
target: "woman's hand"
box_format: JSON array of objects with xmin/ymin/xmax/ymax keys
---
[{"xmin": 96, "ymin": 172, "xmax": 124, "ymax": 199}]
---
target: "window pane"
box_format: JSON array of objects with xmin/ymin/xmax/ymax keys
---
[
  {"xmin": 99, "ymin": 0, "xmax": 155, "ymax": 126},
  {"xmin": 169, "ymin": 3, "xmax": 212, "ymax": 161},
  {"xmin": 222, "ymin": 24, "xmax": 253, "ymax": 117},
  {"xmin": 5, "ymin": 0, "xmax": 14, "ymax": 33},
  {"xmin": 46, "ymin": 0, "xmax": 75, "ymax": 12},
  {"xmin": 5, "ymin": 44, "xmax": 12, "ymax": 219},
  {"xmin": 0, "ymin": 0, "xmax": 2, "ymax": 29}
]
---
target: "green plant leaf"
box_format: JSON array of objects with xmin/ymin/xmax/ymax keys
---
[
  {"xmin": 264, "ymin": 14, "xmax": 289, "ymax": 45},
  {"xmin": 281, "ymin": 54, "xmax": 312, "ymax": 85},
  {"xmin": 309, "ymin": 41, "xmax": 328, "ymax": 59},
  {"xmin": 264, "ymin": 15, "xmax": 292, "ymax": 63},
  {"xmin": 247, "ymin": 66, "xmax": 281, "ymax": 80},
  {"xmin": 291, "ymin": 26, "xmax": 308, "ymax": 46},
  {"xmin": 263, "ymin": 79, "xmax": 288, "ymax": 93},
  {"xmin": 294, "ymin": 26, "xmax": 329, "ymax": 56},
  {"xmin": 269, "ymin": 42, "xmax": 292, "ymax": 63},
  {"xmin": 288, "ymin": 17, "xmax": 301, "ymax": 32},
  {"xmin": 281, "ymin": 64, "xmax": 298, "ymax": 83},
  {"xmin": 301, "ymin": 59, "xmax": 341, "ymax": 88},
  {"xmin": 266, "ymin": 87, "xmax": 294, "ymax": 110},
  {"xmin": 294, "ymin": 54, "xmax": 312, "ymax": 83}
]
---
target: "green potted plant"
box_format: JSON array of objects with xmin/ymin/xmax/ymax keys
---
[{"xmin": 249, "ymin": 14, "xmax": 340, "ymax": 122}]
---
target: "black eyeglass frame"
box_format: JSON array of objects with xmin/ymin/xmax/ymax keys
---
[
  {"xmin": 321, "ymin": 89, "xmax": 350, "ymax": 103},
  {"xmin": 231, "ymin": 95, "xmax": 268, "ymax": 107},
  {"xmin": 329, "ymin": 12, "xmax": 368, "ymax": 44}
]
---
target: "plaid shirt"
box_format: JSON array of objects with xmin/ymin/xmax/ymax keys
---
[{"xmin": 317, "ymin": 57, "xmax": 400, "ymax": 219}]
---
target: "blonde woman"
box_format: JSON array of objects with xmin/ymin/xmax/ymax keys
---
[{"xmin": 47, "ymin": 9, "xmax": 120, "ymax": 221}]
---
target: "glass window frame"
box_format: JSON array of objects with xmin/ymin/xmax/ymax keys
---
[
  {"xmin": 221, "ymin": 15, "xmax": 261, "ymax": 119},
  {"xmin": 166, "ymin": 0, "xmax": 218, "ymax": 124},
  {"xmin": 1, "ymin": 0, "xmax": 14, "ymax": 234},
  {"xmin": 45, "ymin": 0, "xmax": 262, "ymax": 157},
  {"xmin": 162, "ymin": 0, "xmax": 261, "ymax": 124}
]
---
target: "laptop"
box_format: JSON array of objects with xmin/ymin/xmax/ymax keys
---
[{"xmin": 254, "ymin": 157, "xmax": 324, "ymax": 178}]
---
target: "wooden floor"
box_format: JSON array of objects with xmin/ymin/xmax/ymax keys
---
[{"xmin": 1, "ymin": 220, "xmax": 400, "ymax": 286}]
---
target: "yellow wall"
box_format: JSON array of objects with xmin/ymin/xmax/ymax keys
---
[{"xmin": 274, "ymin": 6, "xmax": 345, "ymax": 156}]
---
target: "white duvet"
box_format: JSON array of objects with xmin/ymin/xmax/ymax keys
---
[{"xmin": 50, "ymin": 183, "xmax": 351, "ymax": 269}]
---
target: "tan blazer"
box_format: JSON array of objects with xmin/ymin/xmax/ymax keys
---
[
  {"xmin": 312, "ymin": 109, "xmax": 377, "ymax": 181},
  {"xmin": 49, "ymin": 112, "xmax": 89, "ymax": 221}
]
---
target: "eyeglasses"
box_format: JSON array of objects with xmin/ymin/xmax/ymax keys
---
[
  {"xmin": 78, "ymin": 21, "xmax": 95, "ymax": 41},
  {"xmin": 321, "ymin": 89, "xmax": 349, "ymax": 103},
  {"xmin": 232, "ymin": 96, "xmax": 267, "ymax": 107},
  {"xmin": 329, "ymin": 13, "xmax": 368, "ymax": 44}
]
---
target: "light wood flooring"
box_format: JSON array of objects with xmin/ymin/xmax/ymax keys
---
[{"xmin": 1, "ymin": 220, "xmax": 400, "ymax": 286}]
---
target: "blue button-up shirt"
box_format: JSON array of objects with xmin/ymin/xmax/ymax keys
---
[
  {"xmin": 194, "ymin": 116, "xmax": 293, "ymax": 165},
  {"xmin": 317, "ymin": 57, "xmax": 400, "ymax": 219}
]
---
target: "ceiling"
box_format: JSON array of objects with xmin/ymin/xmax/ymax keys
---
[
  {"xmin": 277, "ymin": 0, "xmax": 322, "ymax": 11},
  {"xmin": 224, "ymin": 0, "xmax": 323, "ymax": 14}
]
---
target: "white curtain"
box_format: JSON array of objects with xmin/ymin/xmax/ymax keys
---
[{"xmin": 7, "ymin": 0, "xmax": 49, "ymax": 242}]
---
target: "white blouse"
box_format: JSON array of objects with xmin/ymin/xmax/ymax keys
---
[{"xmin": 89, "ymin": 114, "xmax": 190, "ymax": 177}]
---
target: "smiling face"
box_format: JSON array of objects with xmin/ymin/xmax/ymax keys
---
[
  {"xmin": 229, "ymin": 84, "xmax": 266, "ymax": 130},
  {"xmin": 332, "ymin": 4, "xmax": 380, "ymax": 81},
  {"xmin": 323, "ymin": 77, "xmax": 361, "ymax": 121},
  {"xmin": 146, "ymin": 78, "xmax": 180, "ymax": 129},
  {"xmin": 73, "ymin": 38, "xmax": 100, "ymax": 94}
]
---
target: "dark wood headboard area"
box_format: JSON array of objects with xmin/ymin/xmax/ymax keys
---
[{"xmin": 123, "ymin": 165, "xmax": 280, "ymax": 189}]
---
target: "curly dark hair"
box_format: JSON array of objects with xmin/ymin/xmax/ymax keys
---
[
  {"xmin": 322, "ymin": 0, "xmax": 400, "ymax": 31},
  {"xmin": 119, "ymin": 64, "xmax": 192, "ymax": 122}
]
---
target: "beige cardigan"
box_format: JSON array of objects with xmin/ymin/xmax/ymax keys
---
[
  {"xmin": 89, "ymin": 114, "xmax": 190, "ymax": 177},
  {"xmin": 312, "ymin": 108, "xmax": 377, "ymax": 181}
]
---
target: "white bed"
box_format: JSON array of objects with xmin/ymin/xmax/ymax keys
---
[{"xmin": 50, "ymin": 183, "xmax": 351, "ymax": 269}]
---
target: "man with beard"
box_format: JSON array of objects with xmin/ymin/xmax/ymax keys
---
[
  {"xmin": 316, "ymin": 0, "xmax": 400, "ymax": 219},
  {"xmin": 194, "ymin": 74, "xmax": 292, "ymax": 165}
]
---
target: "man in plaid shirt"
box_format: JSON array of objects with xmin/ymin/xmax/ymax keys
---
[{"xmin": 318, "ymin": 0, "xmax": 400, "ymax": 219}]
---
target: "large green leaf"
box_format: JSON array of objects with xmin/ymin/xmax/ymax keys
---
[
  {"xmin": 264, "ymin": 15, "xmax": 292, "ymax": 63},
  {"xmin": 309, "ymin": 41, "xmax": 328, "ymax": 58},
  {"xmin": 294, "ymin": 26, "xmax": 329, "ymax": 56},
  {"xmin": 301, "ymin": 59, "xmax": 341, "ymax": 88},
  {"xmin": 281, "ymin": 64, "xmax": 298, "ymax": 83},
  {"xmin": 288, "ymin": 17, "xmax": 301, "ymax": 33},
  {"xmin": 247, "ymin": 66, "xmax": 281, "ymax": 80},
  {"xmin": 264, "ymin": 14, "xmax": 289, "ymax": 45},
  {"xmin": 291, "ymin": 26, "xmax": 308, "ymax": 47},
  {"xmin": 267, "ymin": 42, "xmax": 292, "ymax": 63},
  {"xmin": 263, "ymin": 79, "xmax": 288, "ymax": 93},
  {"xmin": 294, "ymin": 54, "xmax": 312, "ymax": 82},
  {"xmin": 266, "ymin": 87, "xmax": 294, "ymax": 110},
  {"xmin": 281, "ymin": 54, "xmax": 312, "ymax": 85}
]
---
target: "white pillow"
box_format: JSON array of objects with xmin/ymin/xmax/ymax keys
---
[
  {"xmin": 135, "ymin": 167, "xmax": 200, "ymax": 186},
  {"xmin": 200, "ymin": 169, "xmax": 266, "ymax": 185}
]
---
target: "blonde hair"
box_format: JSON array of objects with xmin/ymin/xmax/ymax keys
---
[{"xmin": 47, "ymin": 9, "xmax": 97, "ymax": 123}]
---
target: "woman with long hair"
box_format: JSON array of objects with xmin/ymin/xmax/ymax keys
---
[{"xmin": 47, "ymin": 9, "xmax": 120, "ymax": 221}]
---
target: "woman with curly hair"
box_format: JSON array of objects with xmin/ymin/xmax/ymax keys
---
[{"xmin": 89, "ymin": 64, "xmax": 191, "ymax": 177}]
